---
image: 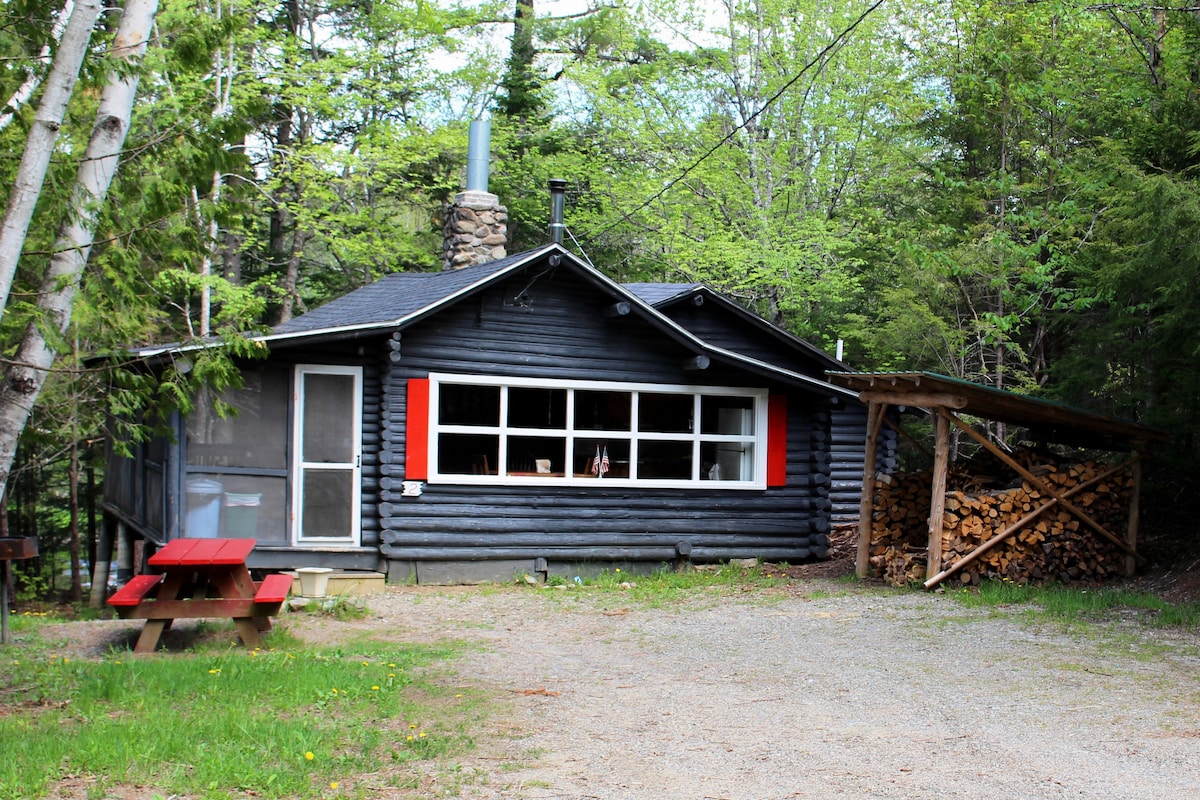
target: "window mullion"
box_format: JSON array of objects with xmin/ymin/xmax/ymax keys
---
[
  {"xmin": 630, "ymin": 391, "xmax": 640, "ymax": 480},
  {"xmin": 498, "ymin": 386, "xmax": 510, "ymax": 476},
  {"xmin": 566, "ymin": 389, "xmax": 576, "ymax": 480}
]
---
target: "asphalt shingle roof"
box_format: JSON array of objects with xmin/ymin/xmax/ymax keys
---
[
  {"xmin": 622, "ymin": 282, "xmax": 703, "ymax": 305},
  {"xmin": 271, "ymin": 248, "xmax": 551, "ymax": 337}
]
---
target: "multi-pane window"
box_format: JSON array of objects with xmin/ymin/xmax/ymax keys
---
[{"xmin": 429, "ymin": 374, "xmax": 767, "ymax": 488}]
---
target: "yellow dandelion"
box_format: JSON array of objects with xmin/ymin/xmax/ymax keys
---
[
  {"xmin": 388, "ymin": 673, "xmax": 395, "ymax": 678},
  {"xmin": 408, "ymin": 723, "xmax": 417, "ymax": 729},
  {"xmin": 406, "ymin": 735, "xmax": 413, "ymax": 742},
  {"xmin": 330, "ymin": 781, "xmax": 339, "ymax": 790},
  {"xmin": 419, "ymin": 732, "xmax": 426, "ymax": 738},
  {"xmin": 455, "ymin": 693, "xmax": 462, "ymax": 698},
  {"xmin": 361, "ymin": 661, "xmax": 369, "ymax": 666},
  {"xmin": 209, "ymin": 669, "xmax": 218, "ymax": 674},
  {"xmin": 305, "ymin": 751, "xmax": 315, "ymax": 761},
  {"xmin": 388, "ymin": 663, "xmax": 396, "ymax": 668},
  {"xmin": 331, "ymin": 688, "xmax": 338, "ymax": 694},
  {"xmin": 371, "ymin": 685, "xmax": 380, "ymax": 691},
  {"xmin": 615, "ymin": 568, "xmax": 621, "ymax": 573}
]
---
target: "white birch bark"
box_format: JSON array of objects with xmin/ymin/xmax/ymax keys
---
[
  {"xmin": 0, "ymin": 0, "xmax": 101, "ymax": 318},
  {"xmin": 0, "ymin": 0, "xmax": 77, "ymax": 133},
  {"xmin": 0, "ymin": 0, "xmax": 159, "ymax": 491}
]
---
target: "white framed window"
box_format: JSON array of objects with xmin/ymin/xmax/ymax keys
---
[{"xmin": 426, "ymin": 373, "xmax": 768, "ymax": 489}]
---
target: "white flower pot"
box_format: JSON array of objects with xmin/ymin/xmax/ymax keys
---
[{"xmin": 296, "ymin": 567, "xmax": 333, "ymax": 598}]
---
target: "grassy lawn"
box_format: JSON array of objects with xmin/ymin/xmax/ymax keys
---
[
  {"xmin": 947, "ymin": 578, "xmax": 1200, "ymax": 628},
  {"xmin": 0, "ymin": 621, "xmax": 486, "ymax": 800}
]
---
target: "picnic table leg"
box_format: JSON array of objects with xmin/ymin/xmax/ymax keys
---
[
  {"xmin": 211, "ymin": 567, "xmax": 270, "ymax": 646},
  {"xmin": 231, "ymin": 617, "xmax": 264, "ymax": 648},
  {"xmin": 133, "ymin": 619, "xmax": 170, "ymax": 653},
  {"xmin": 132, "ymin": 572, "xmax": 186, "ymax": 653}
]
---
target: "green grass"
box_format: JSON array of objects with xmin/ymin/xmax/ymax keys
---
[
  {"xmin": 524, "ymin": 562, "xmax": 788, "ymax": 608},
  {"xmin": 0, "ymin": 627, "xmax": 487, "ymax": 799},
  {"xmin": 948, "ymin": 580, "xmax": 1200, "ymax": 628}
]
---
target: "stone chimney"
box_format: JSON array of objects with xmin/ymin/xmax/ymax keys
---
[{"xmin": 443, "ymin": 118, "xmax": 508, "ymax": 270}]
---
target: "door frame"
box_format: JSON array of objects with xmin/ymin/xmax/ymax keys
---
[{"xmin": 291, "ymin": 364, "xmax": 363, "ymax": 546}]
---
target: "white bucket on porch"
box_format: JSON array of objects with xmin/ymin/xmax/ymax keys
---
[{"xmin": 296, "ymin": 567, "xmax": 333, "ymax": 598}]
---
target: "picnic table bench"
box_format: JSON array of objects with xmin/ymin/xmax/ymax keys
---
[{"xmin": 108, "ymin": 538, "xmax": 291, "ymax": 653}]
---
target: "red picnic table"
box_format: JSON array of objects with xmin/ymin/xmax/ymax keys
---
[{"xmin": 108, "ymin": 538, "xmax": 292, "ymax": 654}]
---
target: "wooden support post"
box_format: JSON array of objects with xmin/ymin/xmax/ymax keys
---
[
  {"xmin": 88, "ymin": 514, "xmax": 114, "ymax": 608},
  {"xmin": 1, "ymin": 559, "xmax": 9, "ymax": 645},
  {"xmin": 926, "ymin": 408, "xmax": 952, "ymax": 581},
  {"xmin": 856, "ymin": 402, "xmax": 886, "ymax": 578},
  {"xmin": 116, "ymin": 520, "xmax": 133, "ymax": 584},
  {"xmin": 1126, "ymin": 456, "xmax": 1142, "ymax": 577}
]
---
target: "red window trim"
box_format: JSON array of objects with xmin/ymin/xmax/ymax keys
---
[
  {"xmin": 767, "ymin": 394, "xmax": 787, "ymax": 487},
  {"xmin": 406, "ymin": 378, "xmax": 430, "ymax": 479}
]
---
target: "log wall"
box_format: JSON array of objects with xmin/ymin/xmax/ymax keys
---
[{"xmin": 378, "ymin": 270, "xmax": 834, "ymax": 564}]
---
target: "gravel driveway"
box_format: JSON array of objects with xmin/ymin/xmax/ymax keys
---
[{"xmin": 291, "ymin": 582, "xmax": 1200, "ymax": 800}]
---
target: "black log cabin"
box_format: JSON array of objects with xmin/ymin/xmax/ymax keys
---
[{"xmin": 103, "ymin": 244, "xmax": 890, "ymax": 582}]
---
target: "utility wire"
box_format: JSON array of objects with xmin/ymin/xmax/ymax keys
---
[{"xmin": 579, "ymin": 0, "xmax": 888, "ymax": 246}]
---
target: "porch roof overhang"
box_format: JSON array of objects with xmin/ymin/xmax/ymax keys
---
[{"xmin": 826, "ymin": 371, "xmax": 1168, "ymax": 452}]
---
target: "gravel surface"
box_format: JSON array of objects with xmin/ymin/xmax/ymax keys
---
[
  {"xmin": 36, "ymin": 579, "xmax": 1200, "ymax": 799},
  {"xmin": 292, "ymin": 583, "xmax": 1200, "ymax": 800}
]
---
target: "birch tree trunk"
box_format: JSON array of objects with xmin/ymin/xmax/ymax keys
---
[
  {"xmin": 0, "ymin": 0, "xmax": 101, "ymax": 316},
  {"xmin": 0, "ymin": 0, "xmax": 159, "ymax": 492},
  {"xmin": 0, "ymin": 0, "xmax": 77, "ymax": 133}
]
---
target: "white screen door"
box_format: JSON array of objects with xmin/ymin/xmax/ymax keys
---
[{"xmin": 293, "ymin": 365, "xmax": 362, "ymax": 545}]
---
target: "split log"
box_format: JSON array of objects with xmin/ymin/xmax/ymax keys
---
[{"xmin": 869, "ymin": 454, "xmax": 1137, "ymax": 587}]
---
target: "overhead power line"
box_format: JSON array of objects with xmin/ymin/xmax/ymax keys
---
[{"xmin": 579, "ymin": 0, "xmax": 888, "ymax": 246}]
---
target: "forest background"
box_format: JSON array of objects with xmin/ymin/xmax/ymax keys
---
[{"xmin": 2, "ymin": 0, "xmax": 1197, "ymax": 600}]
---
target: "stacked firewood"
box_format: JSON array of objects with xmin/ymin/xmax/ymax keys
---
[{"xmin": 870, "ymin": 455, "xmax": 1134, "ymax": 586}]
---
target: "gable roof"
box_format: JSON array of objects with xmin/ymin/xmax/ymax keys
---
[
  {"xmin": 625, "ymin": 282, "xmax": 848, "ymax": 372},
  {"xmin": 270, "ymin": 247, "xmax": 552, "ymax": 340},
  {"xmin": 131, "ymin": 245, "xmax": 858, "ymax": 401}
]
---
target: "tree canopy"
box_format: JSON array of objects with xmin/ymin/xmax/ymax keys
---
[{"xmin": 2, "ymin": 0, "xmax": 1199, "ymax": 576}]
